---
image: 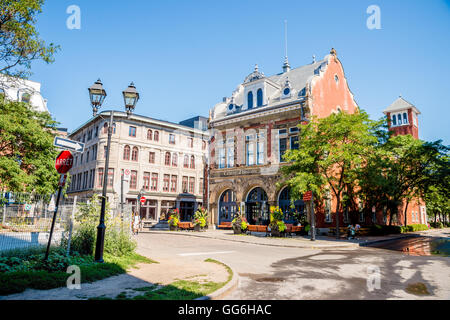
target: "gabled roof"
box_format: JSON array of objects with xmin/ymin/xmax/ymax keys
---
[{"xmin": 383, "ymin": 96, "xmax": 421, "ymax": 115}]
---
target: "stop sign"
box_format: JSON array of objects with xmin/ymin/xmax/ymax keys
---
[
  {"xmin": 55, "ymin": 151, "xmax": 74, "ymax": 174},
  {"xmin": 140, "ymin": 196, "xmax": 146, "ymax": 204}
]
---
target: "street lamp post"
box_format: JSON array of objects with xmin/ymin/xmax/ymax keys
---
[{"xmin": 89, "ymin": 79, "xmax": 139, "ymax": 263}]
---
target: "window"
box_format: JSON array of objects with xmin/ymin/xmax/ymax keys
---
[
  {"xmin": 129, "ymin": 126, "xmax": 136, "ymax": 137},
  {"xmin": 403, "ymin": 112, "xmax": 408, "ymax": 124},
  {"xmin": 163, "ymin": 174, "xmax": 170, "ymax": 192},
  {"xmin": 169, "ymin": 134, "xmax": 175, "ymax": 145},
  {"xmin": 392, "ymin": 115, "xmax": 397, "ymax": 126},
  {"xmin": 151, "ymin": 173, "xmax": 158, "ymax": 191},
  {"xmin": 202, "ymin": 140, "xmax": 206, "ymax": 150},
  {"xmin": 149, "ymin": 152, "xmax": 155, "ymax": 164},
  {"xmin": 94, "ymin": 126, "xmax": 98, "ymax": 137},
  {"xmin": 184, "ymin": 155, "xmax": 189, "ymax": 168},
  {"xmin": 227, "ymin": 146, "xmax": 234, "ymax": 168},
  {"xmin": 154, "ymin": 131, "xmax": 159, "ymax": 141},
  {"xmin": 397, "ymin": 114, "xmax": 402, "ymax": 125},
  {"xmin": 391, "ymin": 112, "xmax": 409, "ymax": 127},
  {"xmin": 279, "ymin": 138, "xmax": 287, "ymax": 162},
  {"xmin": 182, "ymin": 176, "xmax": 188, "ymax": 193},
  {"xmin": 172, "ymin": 153, "xmax": 178, "ymax": 167},
  {"xmin": 86, "ymin": 151, "xmax": 90, "ymax": 163},
  {"xmin": 103, "ymin": 123, "xmax": 108, "ymax": 134},
  {"xmin": 334, "ymin": 74, "xmax": 339, "ymax": 85},
  {"xmin": 130, "ymin": 170, "xmax": 137, "ymax": 189},
  {"xmin": 325, "ymin": 193, "xmax": 332, "ymax": 223},
  {"xmin": 21, "ymin": 93, "xmax": 31, "ymax": 103},
  {"xmin": 189, "ymin": 177, "xmax": 195, "ymax": 194},
  {"xmin": 247, "ymin": 91, "xmax": 253, "ymax": 109},
  {"xmin": 131, "ymin": 147, "xmax": 139, "ymax": 161},
  {"xmin": 257, "ymin": 89, "xmax": 263, "ymax": 107},
  {"xmin": 358, "ymin": 201, "xmax": 364, "ymax": 222},
  {"xmin": 147, "ymin": 129, "xmax": 153, "ymax": 140},
  {"xmin": 143, "ymin": 172, "xmax": 150, "ymax": 191},
  {"xmin": 190, "ymin": 155, "xmax": 195, "ymax": 169},
  {"xmin": 246, "ymin": 135, "xmax": 255, "ymax": 166},
  {"xmin": 170, "ymin": 175, "xmax": 177, "ymax": 193},
  {"xmin": 199, "ymin": 178, "xmax": 204, "ymax": 194},
  {"xmin": 257, "ymin": 140, "xmax": 264, "ymax": 165},
  {"xmin": 188, "ymin": 137, "xmax": 193, "ymax": 148},
  {"xmin": 165, "ymin": 152, "xmax": 171, "ymax": 166},
  {"xmin": 290, "ymin": 136, "xmax": 299, "ymax": 150},
  {"xmin": 106, "ymin": 168, "xmax": 114, "ymax": 187},
  {"xmin": 123, "ymin": 145, "xmax": 130, "ymax": 160},
  {"xmin": 219, "ymin": 148, "xmax": 226, "ymax": 169}
]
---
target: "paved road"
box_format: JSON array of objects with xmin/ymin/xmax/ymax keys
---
[{"xmin": 136, "ymin": 231, "xmax": 450, "ymax": 300}]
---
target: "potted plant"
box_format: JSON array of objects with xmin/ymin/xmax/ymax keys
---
[
  {"xmin": 232, "ymin": 211, "xmax": 248, "ymax": 234},
  {"xmin": 269, "ymin": 206, "xmax": 286, "ymax": 237},
  {"xmin": 168, "ymin": 208, "xmax": 180, "ymax": 231},
  {"xmin": 193, "ymin": 207, "xmax": 208, "ymax": 231}
]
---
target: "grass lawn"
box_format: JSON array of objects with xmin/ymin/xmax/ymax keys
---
[
  {"xmin": 0, "ymin": 249, "xmax": 155, "ymax": 296},
  {"xmin": 90, "ymin": 258, "xmax": 234, "ymax": 300}
]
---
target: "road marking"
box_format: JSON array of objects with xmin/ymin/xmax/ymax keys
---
[{"xmin": 178, "ymin": 251, "xmax": 235, "ymax": 257}]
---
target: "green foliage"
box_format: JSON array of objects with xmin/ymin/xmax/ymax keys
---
[
  {"xmin": 193, "ymin": 207, "xmax": 208, "ymax": 228},
  {"xmin": 399, "ymin": 224, "xmax": 429, "ymax": 233},
  {"xmin": 0, "ymin": 0, "xmax": 60, "ymax": 78},
  {"xmin": 232, "ymin": 213, "xmax": 248, "ymax": 231},
  {"xmin": 64, "ymin": 194, "xmax": 136, "ymax": 257},
  {"xmin": 0, "ymin": 252, "xmax": 153, "ymax": 296},
  {"xmin": 430, "ymin": 222, "xmax": 444, "ymax": 229},
  {"xmin": 269, "ymin": 206, "xmax": 286, "ymax": 234},
  {"xmin": 0, "ymin": 100, "xmax": 60, "ymax": 193},
  {"xmin": 168, "ymin": 208, "xmax": 180, "ymax": 227}
]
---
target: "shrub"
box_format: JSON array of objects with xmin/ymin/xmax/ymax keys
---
[
  {"xmin": 168, "ymin": 208, "xmax": 180, "ymax": 227},
  {"xmin": 193, "ymin": 207, "xmax": 208, "ymax": 228},
  {"xmin": 400, "ymin": 224, "xmax": 429, "ymax": 233},
  {"xmin": 430, "ymin": 222, "xmax": 444, "ymax": 229},
  {"xmin": 369, "ymin": 224, "xmax": 402, "ymax": 236}
]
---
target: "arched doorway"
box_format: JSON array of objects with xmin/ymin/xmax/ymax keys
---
[
  {"xmin": 218, "ymin": 189, "xmax": 237, "ymax": 224},
  {"xmin": 246, "ymin": 187, "xmax": 269, "ymax": 225},
  {"xmin": 278, "ymin": 187, "xmax": 305, "ymax": 223}
]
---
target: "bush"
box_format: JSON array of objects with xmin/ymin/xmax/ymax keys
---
[
  {"xmin": 430, "ymin": 222, "xmax": 444, "ymax": 229},
  {"xmin": 400, "ymin": 224, "xmax": 429, "ymax": 233},
  {"xmin": 370, "ymin": 224, "xmax": 402, "ymax": 236},
  {"xmin": 104, "ymin": 228, "xmax": 136, "ymax": 257}
]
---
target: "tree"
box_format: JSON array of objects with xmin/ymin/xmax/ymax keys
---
[
  {"xmin": 282, "ymin": 111, "xmax": 380, "ymax": 238},
  {"xmin": 0, "ymin": 99, "xmax": 59, "ymax": 193},
  {"xmin": 0, "ymin": 0, "xmax": 59, "ymax": 79}
]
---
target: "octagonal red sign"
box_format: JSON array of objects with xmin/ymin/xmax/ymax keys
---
[
  {"xmin": 55, "ymin": 150, "xmax": 74, "ymax": 174},
  {"xmin": 140, "ymin": 196, "xmax": 146, "ymax": 204}
]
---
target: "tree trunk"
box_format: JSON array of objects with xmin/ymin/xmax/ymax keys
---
[
  {"xmin": 336, "ymin": 195, "xmax": 340, "ymax": 240},
  {"xmin": 435, "ymin": 213, "xmax": 437, "ymax": 224},
  {"xmin": 404, "ymin": 201, "xmax": 409, "ymax": 227}
]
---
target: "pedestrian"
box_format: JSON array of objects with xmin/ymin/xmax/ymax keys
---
[{"xmin": 347, "ymin": 224, "xmax": 356, "ymax": 240}]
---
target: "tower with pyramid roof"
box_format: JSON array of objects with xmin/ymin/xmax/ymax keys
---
[{"xmin": 383, "ymin": 96, "xmax": 421, "ymax": 139}]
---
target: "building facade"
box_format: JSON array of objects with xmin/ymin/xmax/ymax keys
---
[
  {"xmin": 208, "ymin": 49, "xmax": 360, "ymax": 229},
  {"xmin": 67, "ymin": 111, "xmax": 209, "ymax": 223},
  {"xmin": 0, "ymin": 75, "xmax": 49, "ymax": 113}
]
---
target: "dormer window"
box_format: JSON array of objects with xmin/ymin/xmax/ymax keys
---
[
  {"xmin": 257, "ymin": 89, "xmax": 263, "ymax": 107},
  {"xmin": 282, "ymin": 78, "xmax": 292, "ymax": 99},
  {"xmin": 248, "ymin": 91, "xmax": 253, "ymax": 109},
  {"xmin": 283, "ymin": 88, "xmax": 290, "ymax": 96}
]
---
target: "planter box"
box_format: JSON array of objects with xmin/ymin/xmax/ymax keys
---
[
  {"xmin": 233, "ymin": 226, "xmax": 242, "ymax": 234},
  {"xmin": 169, "ymin": 225, "xmax": 178, "ymax": 231}
]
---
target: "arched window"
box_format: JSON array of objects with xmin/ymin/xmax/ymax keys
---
[
  {"xmin": 154, "ymin": 131, "xmax": 159, "ymax": 141},
  {"xmin": 103, "ymin": 123, "xmax": 108, "ymax": 134},
  {"xmin": 190, "ymin": 155, "xmax": 195, "ymax": 169},
  {"xmin": 184, "ymin": 155, "xmax": 189, "ymax": 168},
  {"xmin": 21, "ymin": 93, "xmax": 31, "ymax": 104},
  {"xmin": 278, "ymin": 187, "xmax": 304, "ymax": 223},
  {"xmin": 147, "ymin": 129, "xmax": 153, "ymax": 140},
  {"xmin": 202, "ymin": 140, "xmax": 206, "ymax": 150},
  {"xmin": 132, "ymin": 147, "xmax": 139, "ymax": 161},
  {"xmin": 257, "ymin": 89, "xmax": 263, "ymax": 107},
  {"xmin": 123, "ymin": 145, "xmax": 131, "ymax": 160},
  {"xmin": 172, "ymin": 153, "xmax": 178, "ymax": 167},
  {"xmin": 165, "ymin": 152, "xmax": 171, "ymax": 166},
  {"xmin": 246, "ymin": 187, "xmax": 269, "ymax": 225},
  {"xmin": 219, "ymin": 190, "xmax": 237, "ymax": 223},
  {"xmin": 247, "ymin": 91, "xmax": 253, "ymax": 109}
]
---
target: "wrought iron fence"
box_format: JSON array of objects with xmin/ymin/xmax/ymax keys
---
[{"xmin": 0, "ymin": 192, "xmax": 133, "ymax": 254}]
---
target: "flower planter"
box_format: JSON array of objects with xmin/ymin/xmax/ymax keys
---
[
  {"xmin": 169, "ymin": 225, "xmax": 178, "ymax": 231},
  {"xmin": 233, "ymin": 226, "xmax": 242, "ymax": 234},
  {"xmin": 194, "ymin": 224, "xmax": 201, "ymax": 232}
]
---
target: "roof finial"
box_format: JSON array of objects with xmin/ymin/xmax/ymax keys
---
[
  {"xmin": 330, "ymin": 48, "xmax": 337, "ymax": 56},
  {"xmin": 282, "ymin": 20, "xmax": 291, "ymax": 73},
  {"xmin": 312, "ymin": 55, "xmax": 316, "ymax": 63},
  {"xmin": 255, "ymin": 64, "xmax": 259, "ymax": 72}
]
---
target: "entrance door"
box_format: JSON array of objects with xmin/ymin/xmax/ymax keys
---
[
  {"xmin": 180, "ymin": 201, "xmax": 195, "ymax": 221},
  {"xmin": 245, "ymin": 188, "xmax": 269, "ymax": 225},
  {"xmin": 219, "ymin": 189, "xmax": 237, "ymax": 224}
]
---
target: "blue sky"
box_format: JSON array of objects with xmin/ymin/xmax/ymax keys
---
[{"xmin": 31, "ymin": 0, "xmax": 450, "ymax": 144}]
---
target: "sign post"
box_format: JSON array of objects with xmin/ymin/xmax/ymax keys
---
[{"xmin": 44, "ymin": 151, "xmax": 73, "ymax": 261}]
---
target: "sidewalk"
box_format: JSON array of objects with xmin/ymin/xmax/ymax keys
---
[{"xmin": 144, "ymin": 228, "xmax": 449, "ymax": 249}]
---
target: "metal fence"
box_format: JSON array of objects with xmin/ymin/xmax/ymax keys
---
[{"xmin": 0, "ymin": 192, "xmax": 133, "ymax": 254}]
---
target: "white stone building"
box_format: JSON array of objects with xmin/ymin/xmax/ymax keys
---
[
  {"xmin": 0, "ymin": 75, "xmax": 49, "ymax": 113},
  {"xmin": 67, "ymin": 111, "xmax": 209, "ymax": 224}
]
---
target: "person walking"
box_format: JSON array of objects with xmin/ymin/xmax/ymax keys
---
[{"xmin": 133, "ymin": 212, "xmax": 141, "ymax": 235}]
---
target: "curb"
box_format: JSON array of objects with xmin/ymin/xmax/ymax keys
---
[
  {"xmin": 195, "ymin": 261, "xmax": 239, "ymax": 301},
  {"xmin": 358, "ymin": 234, "xmax": 416, "ymax": 247},
  {"xmin": 144, "ymin": 230, "xmax": 359, "ymax": 249}
]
